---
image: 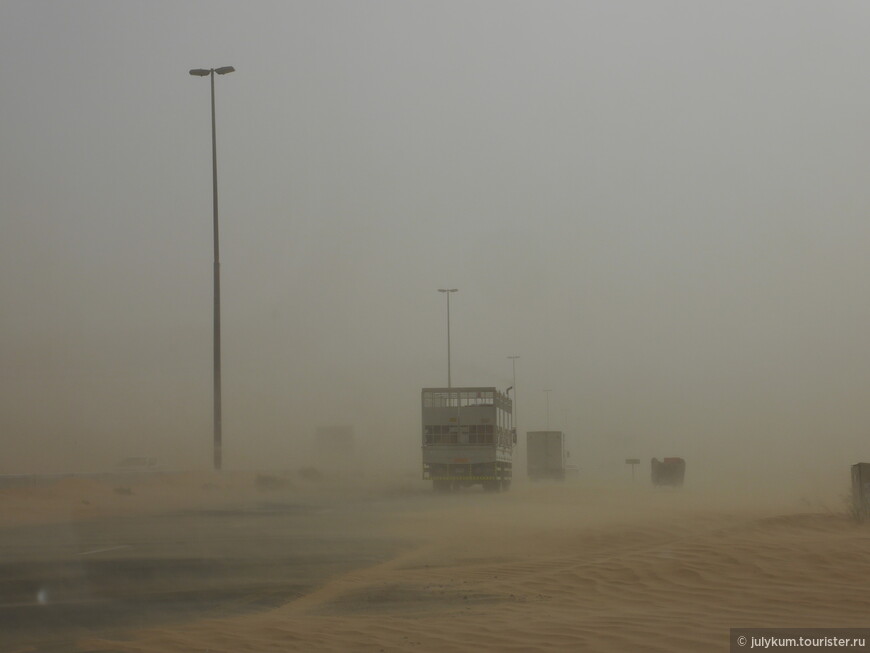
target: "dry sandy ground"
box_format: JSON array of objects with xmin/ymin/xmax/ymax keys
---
[
  {"xmin": 4, "ymin": 472, "xmax": 870, "ymax": 652},
  {"xmin": 0, "ymin": 471, "xmax": 273, "ymax": 526}
]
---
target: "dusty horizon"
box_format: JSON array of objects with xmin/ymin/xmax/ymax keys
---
[{"xmin": 2, "ymin": 0, "xmax": 870, "ymax": 547}]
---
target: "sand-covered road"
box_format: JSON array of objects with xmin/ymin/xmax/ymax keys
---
[{"xmin": 2, "ymin": 472, "xmax": 868, "ymax": 652}]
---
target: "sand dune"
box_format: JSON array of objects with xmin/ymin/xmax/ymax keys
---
[{"xmin": 51, "ymin": 478, "xmax": 870, "ymax": 653}]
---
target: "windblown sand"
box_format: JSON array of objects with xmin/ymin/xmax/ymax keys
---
[{"xmin": 6, "ymin": 474, "xmax": 870, "ymax": 652}]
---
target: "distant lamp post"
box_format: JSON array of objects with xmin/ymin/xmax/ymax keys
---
[
  {"xmin": 189, "ymin": 65, "xmax": 235, "ymax": 471},
  {"xmin": 507, "ymin": 355, "xmax": 520, "ymax": 433},
  {"xmin": 543, "ymin": 388, "xmax": 552, "ymax": 431},
  {"xmin": 438, "ymin": 289, "xmax": 458, "ymax": 388}
]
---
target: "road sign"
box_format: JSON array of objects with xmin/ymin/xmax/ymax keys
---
[{"xmin": 625, "ymin": 458, "xmax": 641, "ymax": 481}]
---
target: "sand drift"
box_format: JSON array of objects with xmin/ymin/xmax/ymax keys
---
[{"xmin": 0, "ymin": 472, "xmax": 866, "ymax": 653}]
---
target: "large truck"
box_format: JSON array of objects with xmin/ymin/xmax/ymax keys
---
[
  {"xmin": 526, "ymin": 431, "xmax": 566, "ymax": 481},
  {"xmin": 651, "ymin": 457, "xmax": 686, "ymax": 486},
  {"xmin": 421, "ymin": 387, "xmax": 514, "ymax": 491}
]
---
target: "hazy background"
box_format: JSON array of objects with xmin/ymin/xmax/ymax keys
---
[{"xmin": 2, "ymin": 1, "xmax": 870, "ymax": 491}]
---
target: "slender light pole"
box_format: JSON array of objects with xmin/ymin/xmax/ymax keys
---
[
  {"xmin": 190, "ymin": 65, "xmax": 235, "ymax": 471},
  {"xmin": 438, "ymin": 289, "xmax": 458, "ymax": 388},
  {"xmin": 507, "ymin": 355, "xmax": 519, "ymax": 432},
  {"xmin": 544, "ymin": 388, "xmax": 552, "ymax": 431}
]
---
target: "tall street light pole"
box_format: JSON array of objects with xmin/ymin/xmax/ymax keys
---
[
  {"xmin": 507, "ymin": 355, "xmax": 519, "ymax": 433},
  {"xmin": 437, "ymin": 289, "xmax": 458, "ymax": 389},
  {"xmin": 544, "ymin": 388, "xmax": 552, "ymax": 431},
  {"xmin": 190, "ymin": 65, "xmax": 235, "ymax": 471}
]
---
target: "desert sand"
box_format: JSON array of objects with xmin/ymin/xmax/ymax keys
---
[{"xmin": 4, "ymin": 472, "xmax": 870, "ymax": 652}]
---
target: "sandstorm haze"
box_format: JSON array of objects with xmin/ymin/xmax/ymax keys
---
[{"xmin": 1, "ymin": 1, "xmax": 869, "ymax": 489}]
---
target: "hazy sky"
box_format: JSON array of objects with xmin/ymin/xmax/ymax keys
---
[{"xmin": 3, "ymin": 1, "xmax": 870, "ymax": 479}]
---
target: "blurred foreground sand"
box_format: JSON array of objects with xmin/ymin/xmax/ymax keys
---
[{"xmin": 5, "ymin": 472, "xmax": 870, "ymax": 652}]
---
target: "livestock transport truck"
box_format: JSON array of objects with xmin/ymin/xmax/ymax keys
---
[{"xmin": 421, "ymin": 387, "xmax": 515, "ymax": 492}]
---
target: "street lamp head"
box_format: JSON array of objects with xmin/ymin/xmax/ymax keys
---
[
  {"xmin": 438, "ymin": 288, "xmax": 458, "ymax": 293},
  {"xmin": 215, "ymin": 66, "xmax": 236, "ymax": 75},
  {"xmin": 189, "ymin": 69, "xmax": 211, "ymax": 76}
]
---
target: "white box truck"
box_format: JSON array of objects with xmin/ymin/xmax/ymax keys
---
[{"xmin": 526, "ymin": 431, "xmax": 566, "ymax": 481}]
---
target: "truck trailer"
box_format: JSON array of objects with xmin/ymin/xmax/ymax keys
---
[
  {"xmin": 651, "ymin": 457, "xmax": 686, "ymax": 486},
  {"xmin": 421, "ymin": 387, "xmax": 514, "ymax": 491},
  {"xmin": 526, "ymin": 431, "xmax": 566, "ymax": 481}
]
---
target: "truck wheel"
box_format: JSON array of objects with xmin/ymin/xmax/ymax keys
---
[{"xmin": 483, "ymin": 480, "xmax": 500, "ymax": 493}]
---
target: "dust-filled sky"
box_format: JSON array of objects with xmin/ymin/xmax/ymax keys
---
[{"xmin": 3, "ymin": 1, "xmax": 870, "ymax": 483}]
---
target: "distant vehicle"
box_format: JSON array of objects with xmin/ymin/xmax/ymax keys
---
[
  {"xmin": 313, "ymin": 425, "xmax": 355, "ymax": 472},
  {"xmin": 115, "ymin": 456, "xmax": 159, "ymax": 472},
  {"xmin": 421, "ymin": 387, "xmax": 514, "ymax": 492},
  {"xmin": 651, "ymin": 457, "xmax": 685, "ymax": 486},
  {"xmin": 851, "ymin": 463, "xmax": 870, "ymax": 520},
  {"xmin": 527, "ymin": 431, "xmax": 567, "ymax": 481}
]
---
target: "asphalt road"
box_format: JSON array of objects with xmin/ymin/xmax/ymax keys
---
[{"xmin": 0, "ymin": 498, "xmax": 402, "ymax": 653}]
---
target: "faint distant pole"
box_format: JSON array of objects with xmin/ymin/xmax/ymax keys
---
[
  {"xmin": 438, "ymin": 289, "xmax": 458, "ymax": 388},
  {"xmin": 189, "ymin": 65, "xmax": 235, "ymax": 471},
  {"xmin": 507, "ymin": 355, "xmax": 520, "ymax": 432},
  {"xmin": 544, "ymin": 388, "xmax": 552, "ymax": 431}
]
